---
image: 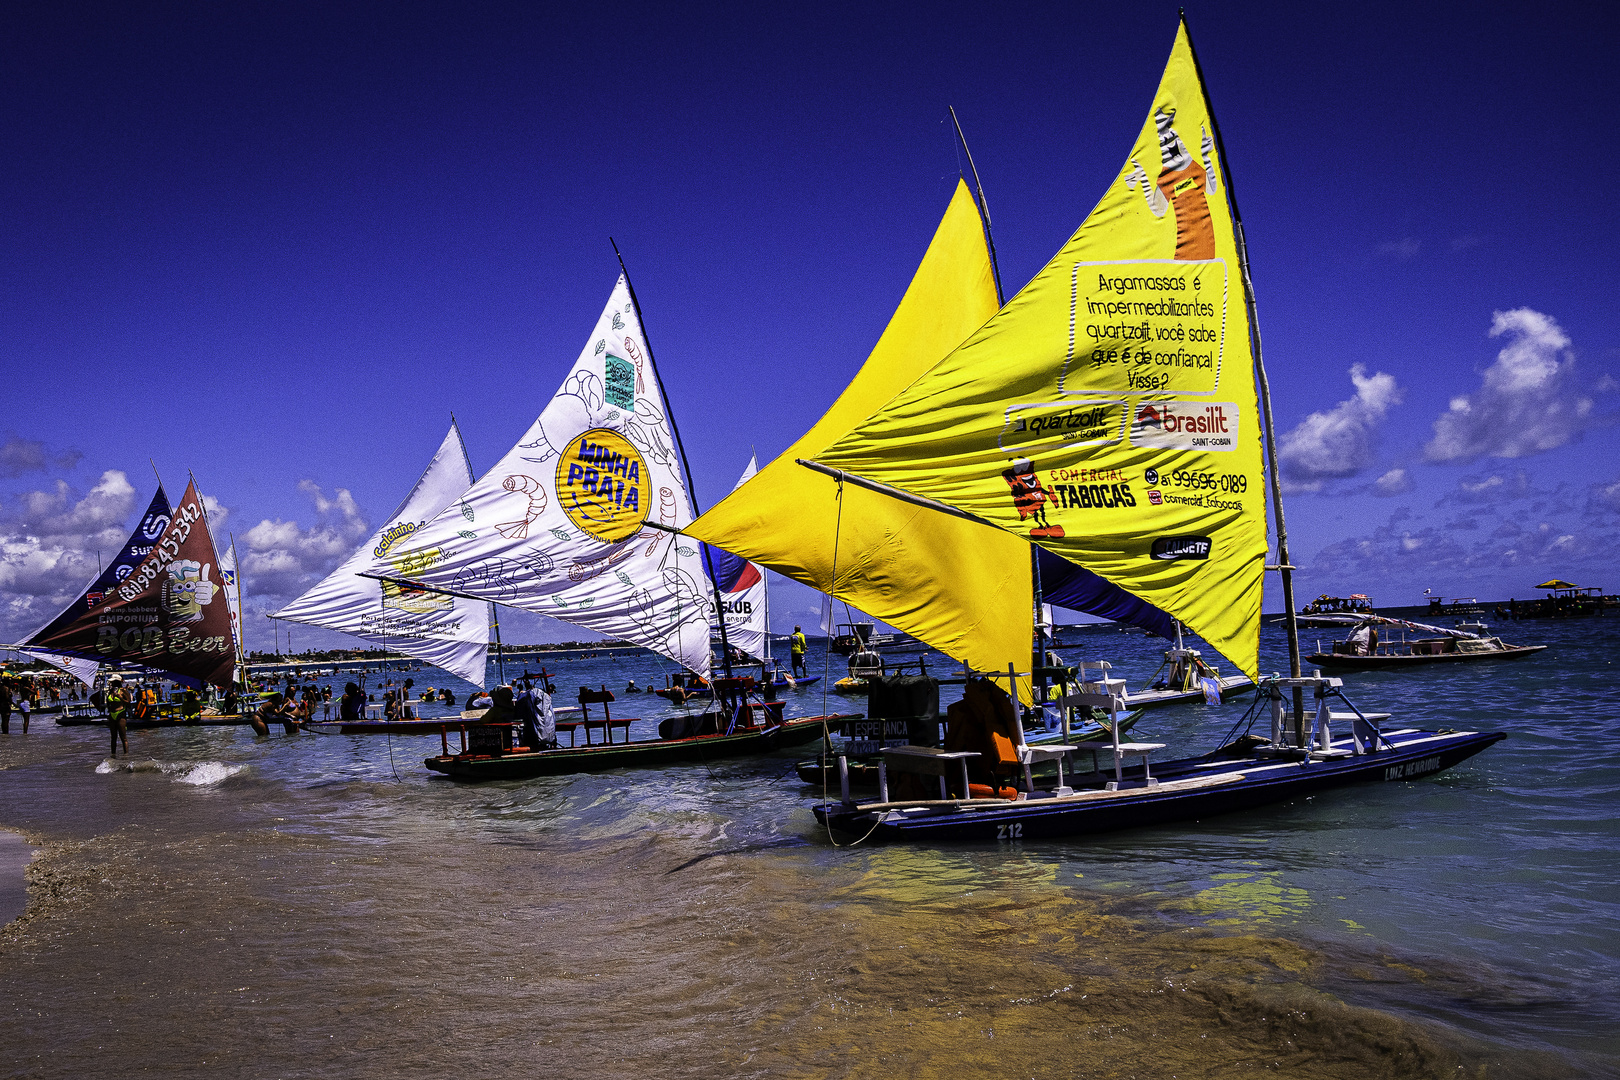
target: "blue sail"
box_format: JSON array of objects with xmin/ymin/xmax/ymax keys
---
[{"xmin": 23, "ymin": 485, "xmax": 173, "ymax": 651}]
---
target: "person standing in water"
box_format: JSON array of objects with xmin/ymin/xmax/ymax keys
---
[
  {"xmin": 790, "ymin": 625, "xmax": 808, "ymax": 678},
  {"xmin": 105, "ymin": 677, "xmax": 130, "ymax": 757}
]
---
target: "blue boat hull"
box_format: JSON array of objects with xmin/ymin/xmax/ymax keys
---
[{"xmin": 812, "ymin": 728, "xmax": 1506, "ymax": 843}]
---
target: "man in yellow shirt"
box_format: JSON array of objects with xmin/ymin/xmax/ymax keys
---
[{"xmin": 790, "ymin": 626, "xmax": 808, "ymax": 678}]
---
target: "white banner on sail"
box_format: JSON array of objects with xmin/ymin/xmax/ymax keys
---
[
  {"xmin": 273, "ymin": 422, "xmax": 492, "ymax": 687},
  {"xmin": 707, "ymin": 456, "xmax": 768, "ymax": 661},
  {"xmin": 20, "ymin": 648, "xmax": 100, "ymax": 688},
  {"xmin": 366, "ymin": 276, "xmax": 711, "ymax": 676}
]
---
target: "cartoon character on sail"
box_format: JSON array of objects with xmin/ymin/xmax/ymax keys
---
[
  {"xmin": 164, "ymin": 560, "xmax": 218, "ymax": 622},
  {"xmin": 1003, "ymin": 458, "xmax": 1065, "ymax": 540},
  {"xmin": 496, "ymin": 474, "xmax": 547, "ymax": 539},
  {"xmin": 1123, "ymin": 105, "xmax": 1218, "ymax": 260}
]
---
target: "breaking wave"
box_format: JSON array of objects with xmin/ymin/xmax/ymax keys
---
[{"xmin": 95, "ymin": 759, "xmax": 247, "ymax": 786}]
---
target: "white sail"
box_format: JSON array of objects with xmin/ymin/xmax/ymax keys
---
[
  {"xmin": 273, "ymin": 422, "xmax": 492, "ymax": 687},
  {"xmin": 706, "ymin": 456, "xmax": 768, "ymax": 661},
  {"xmin": 20, "ymin": 648, "xmax": 99, "ymax": 689},
  {"xmin": 220, "ymin": 540, "xmax": 244, "ymax": 672},
  {"xmin": 368, "ymin": 276, "xmax": 711, "ymax": 676}
]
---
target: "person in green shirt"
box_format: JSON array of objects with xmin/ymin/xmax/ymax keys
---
[
  {"xmin": 105, "ymin": 678, "xmax": 129, "ymax": 757},
  {"xmin": 790, "ymin": 626, "xmax": 808, "ymax": 678}
]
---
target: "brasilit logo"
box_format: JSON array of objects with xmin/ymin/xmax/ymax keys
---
[{"xmin": 1150, "ymin": 535, "xmax": 1212, "ymax": 560}]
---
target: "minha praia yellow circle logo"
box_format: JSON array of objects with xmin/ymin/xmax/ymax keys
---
[{"xmin": 556, "ymin": 428, "xmax": 649, "ymax": 542}]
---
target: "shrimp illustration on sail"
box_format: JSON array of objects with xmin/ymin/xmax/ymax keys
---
[
  {"xmin": 646, "ymin": 486, "xmax": 676, "ymax": 557},
  {"xmin": 568, "ymin": 540, "xmax": 638, "ymax": 582},
  {"xmin": 495, "ymin": 475, "xmax": 547, "ymax": 538}
]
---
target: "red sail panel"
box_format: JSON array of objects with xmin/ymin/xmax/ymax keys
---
[{"xmin": 32, "ymin": 479, "xmax": 236, "ymax": 687}]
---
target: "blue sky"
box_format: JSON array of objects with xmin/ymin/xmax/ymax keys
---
[{"xmin": 3, "ymin": 1, "xmax": 1616, "ymax": 654}]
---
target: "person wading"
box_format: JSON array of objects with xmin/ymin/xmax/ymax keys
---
[
  {"xmin": 105, "ymin": 677, "xmax": 130, "ymax": 757},
  {"xmin": 790, "ymin": 625, "xmax": 808, "ymax": 679}
]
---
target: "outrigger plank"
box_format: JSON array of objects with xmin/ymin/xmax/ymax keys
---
[{"xmin": 425, "ymin": 714, "xmax": 857, "ymax": 781}]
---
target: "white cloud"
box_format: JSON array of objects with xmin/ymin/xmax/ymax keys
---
[
  {"xmin": 1588, "ymin": 476, "xmax": 1620, "ymax": 516},
  {"xmin": 1371, "ymin": 468, "xmax": 1412, "ymax": 496},
  {"xmin": 1278, "ymin": 364, "xmax": 1402, "ymax": 492},
  {"xmin": 1425, "ymin": 309, "xmax": 1601, "ymax": 462},
  {"xmin": 1448, "ymin": 471, "xmax": 1532, "ymax": 505},
  {"xmin": 202, "ymin": 492, "xmax": 230, "ymax": 528},
  {"xmin": 240, "ymin": 482, "xmax": 369, "ymax": 599},
  {"xmin": 0, "ymin": 433, "xmax": 82, "ymax": 478},
  {"xmin": 0, "ymin": 469, "xmax": 139, "ymax": 640},
  {"xmin": 1377, "ymin": 238, "xmax": 1421, "ymax": 260}
]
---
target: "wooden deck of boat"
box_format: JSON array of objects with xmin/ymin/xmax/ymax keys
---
[{"xmin": 1123, "ymin": 675, "xmax": 1253, "ymax": 709}]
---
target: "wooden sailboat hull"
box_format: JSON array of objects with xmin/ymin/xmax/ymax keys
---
[
  {"xmin": 813, "ymin": 729, "xmax": 1506, "ymax": 843},
  {"xmin": 1306, "ymin": 645, "xmax": 1546, "ymax": 669},
  {"xmin": 424, "ymin": 714, "xmax": 853, "ymax": 781}
]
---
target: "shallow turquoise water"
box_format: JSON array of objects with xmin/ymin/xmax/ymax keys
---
[{"xmin": 1, "ymin": 619, "xmax": 1615, "ymax": 1077}]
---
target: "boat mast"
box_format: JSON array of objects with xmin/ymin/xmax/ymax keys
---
[
  {"xmin": 1182, "ymin": 16, "xmax": 1306, "ymax": 740},
  {"xmin": 952, "ymin": 106, "xmax": 1047, "ymax": 703},
  {"xmin": 610, "ymin": 239, "xmax": 734, "ymax": 680}
]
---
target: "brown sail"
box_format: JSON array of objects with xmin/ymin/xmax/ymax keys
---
[{"xmin": 32, "ymin": 479, "xmax": 237, "ymax": 687}]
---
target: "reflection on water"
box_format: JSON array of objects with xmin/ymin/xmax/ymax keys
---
[{"xmin": 0, "ymin": 621, "xmax": 1616, "ymax": 1077}]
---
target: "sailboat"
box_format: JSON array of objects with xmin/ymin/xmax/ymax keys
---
[
  {"xmin": 272, "ymin": 421, "xmax": 492, "ymax": 689},
  {"xmin": 9, "ymin": 483, "xmax": 173, "ymax": 697},
  {"xmin": 29, "ymin": 479, "xmax": 239, "ymax": 695},
  {"xmin": 360, "ymin": 271, "xmax": 855, "ymax": 780},
  {"xmin": 799, "ymin": 18, "xmax": 1504, "ymax": 841}
]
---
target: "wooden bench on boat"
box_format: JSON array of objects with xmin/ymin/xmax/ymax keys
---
[
  {"xmin": 564, "ymin": 686, "xmax": 634, "ymax": 746},
  {"xmin": 1061, "ymin": 671, "xmax": 1163, "ymax": 790}
]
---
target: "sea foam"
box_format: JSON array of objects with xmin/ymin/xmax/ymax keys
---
[{"xmin": 95, "ymin": 759, "xmax": 247, "ymax": 786}]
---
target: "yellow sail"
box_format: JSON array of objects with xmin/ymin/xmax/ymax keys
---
[
  {"xmin": 687, "ymin": 180, "xmax": 1036, "ymax": 688},
  {"xmin": 816, "ymin": 21, "xmax": 1267, "ymax": 679}
]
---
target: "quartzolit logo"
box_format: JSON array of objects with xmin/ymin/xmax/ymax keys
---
[{"xmin": 1151, "ymin": 535, "xmax": 1212, "ymax": 560}]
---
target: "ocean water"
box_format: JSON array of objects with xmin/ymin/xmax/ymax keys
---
[{"xmin": 1, "ymin": 620, "xmax": 1616, "ymax": 1078}]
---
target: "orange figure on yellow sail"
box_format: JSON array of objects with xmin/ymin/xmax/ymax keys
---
[
  {"xmin": 1002, "ymin": 458, "xmax": 1065, "ymax": 540},
  {"xmin": 1125, "ymin": 106, "xmax": 1219, "ymax": 261}
]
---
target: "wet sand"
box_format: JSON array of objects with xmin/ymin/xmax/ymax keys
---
[
  {"xmin": 0, "ymin": 830, "xmax": 32, "ymax": 925},
  {"xmin": 0, "ymin": 798, "xmax": 1582, "ymax": 1079}
]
